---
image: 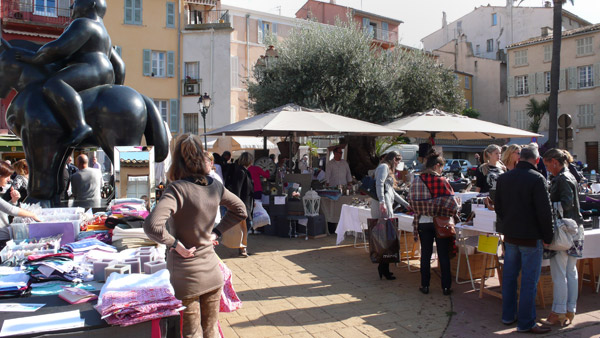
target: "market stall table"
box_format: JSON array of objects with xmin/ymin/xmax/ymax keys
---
[{"xmin": 319, "ymin": 193, "xmax": 369, "ymax": 230}]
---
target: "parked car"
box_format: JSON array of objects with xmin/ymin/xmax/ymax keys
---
[{"xmin": 443, "ymin": 159, "xmax": 474, "ymax": 174}]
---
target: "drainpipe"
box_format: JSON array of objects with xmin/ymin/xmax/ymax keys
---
[
  {"xmin": 177, "ymin": 0, "xmax": 182, "ymax": 134},
  {"xmin": 507, "ymin": 52, "xmax": 511, "ymax": 126},
  {"xmin": 246, "ymin": 14, "xmax": 250, "ymax": 81},
  {"xmin": 210, "ymin": 27, "xmax": 214, "ymax": 127}
]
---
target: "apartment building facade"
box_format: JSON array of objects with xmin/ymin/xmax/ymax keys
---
[
  {"xmin": 295, "ymin": 0, "xmax": 401, "ymax": 50},
  {"xmin": 104, "ymin": 0, "xmax": 181, "ymax": 134},
  {"xmin": 507, "ymin": 24, "xmax": 600, "ymax": 171},
  {"xmin": 422, "ymin": 1, "xmax": 589, "ymax": 61}
]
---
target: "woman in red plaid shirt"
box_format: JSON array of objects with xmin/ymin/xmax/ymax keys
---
[{"xmin": 408, "ymin": 152, "xmax": 461, "ymax": 296}]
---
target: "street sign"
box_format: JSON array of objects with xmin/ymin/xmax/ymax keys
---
[
  {"xmin": 531, "ymin": 137, "xmax": 537, "ymax": 143},
  {"xmin": 558, "ymin": 127, "xmax": 573, "ymax": 140},
  {"xmin": 558, "ymin": 114, "xmax": 572, "ymax": 128}
]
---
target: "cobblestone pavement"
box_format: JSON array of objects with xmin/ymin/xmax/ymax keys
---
[{"xmin": 215, "ymin": 234, "xmax": 600, "ymax": 338}]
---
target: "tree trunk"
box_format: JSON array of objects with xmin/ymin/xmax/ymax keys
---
[
  {"xmin": 343, "ymin": 136, "xmax": 378, "ymax": 180},
  {"xmin": 548, "ymin": 1, "xmax": 563, "ymax": 149}
]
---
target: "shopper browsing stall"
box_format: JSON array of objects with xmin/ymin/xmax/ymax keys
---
[{"xmin": 143, "ymin": 134, "xmax": 247, "ymax": 338}]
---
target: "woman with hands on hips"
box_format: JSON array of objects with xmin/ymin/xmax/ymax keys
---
[{"xmin": 143, "ymin": 134, "xmax": 247, "ymax": 338}]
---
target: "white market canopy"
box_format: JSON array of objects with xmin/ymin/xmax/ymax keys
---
[
  {"xmin": 204, "ymin": 104, "xmax": 403, "ymax": 137},
  {"xmin": 384, "ymin": 108, "xmax": 542, "ymax": 140},
  {"xmin": 205, "ymin": 136, "xmax": 276, "ymax": 152}
]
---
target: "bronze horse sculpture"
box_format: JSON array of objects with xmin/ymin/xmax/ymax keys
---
[{"xmin": 0, "ymin": 38, "xmax": 168, "ymax": 206}]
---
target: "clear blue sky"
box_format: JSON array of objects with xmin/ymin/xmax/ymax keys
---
[{"xmin": 222, "ymin": 0, "xmax": 600, "ymax": 48}]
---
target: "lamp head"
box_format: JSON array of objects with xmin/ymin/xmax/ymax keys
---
[{"xmin": 202, "ymin": 93, "xmax": 211, "ymax": 109}]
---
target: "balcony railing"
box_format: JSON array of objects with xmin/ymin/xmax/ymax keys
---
[
  {"xmin": 186, "ymin": 9, "xmax": 229, "ymax": 26},
  {"xmin": 364, "ymin": 27, "xmax": 398, "ymax": 44},
  {"xmin": 1, "ymin": 0, "xmax": 71, "ymax": 27},
  {"xmin": 182, "ymin": 78, "xmax": 202, "ymax": 96},
  {"xmin": 185, "ymin": 0, "xmax": 217, "ymax": 6}
]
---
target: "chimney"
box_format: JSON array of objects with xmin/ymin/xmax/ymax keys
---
[
  {"xmin": 541, "ymin": 26, "xmax": 552, "ymax": 37},
  {"xmin": 442, "ymin": 11, "xmax": 447, "ymax": 28},
  {"xmin": 544, "ymin": 1, "xmax": 551, "ymax": 8},
  {"xmin": 330, "ymin": 0, "xmax": 336, "ymax": 4}
]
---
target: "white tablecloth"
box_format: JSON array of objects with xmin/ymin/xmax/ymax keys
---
[
  {"xmin": 582, "ymin": 228, "xmax": 600, "ymax": 259},
  {"xmin": 336, "ymin": 204, "xmax": 414, "ymax": 245}
]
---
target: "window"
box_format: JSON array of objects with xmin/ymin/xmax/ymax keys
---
[
  {"xmin": 544, "ymin": 45, "xmax": 552, "ymax": 62},
  {"xmin": 258, "ymin": 20, "xmax": 278, "ymax": 44},
  {"xmin": 577, "ymin": 104, "xmax": 594, "ymax": 127},
  {"xmin": 362, "ymin": 18, "xmax": 373, "ymax": 38},
  {"xmin": 515, "ymin": 75, "xmax": 529, "ymax": 96},
  {"xmin": 34, "ymin": 0, "xmax": 56, "ymax": 17},
  {"xmin": 475, "ymin": 45, "xmax": 480, "ymax": 55},
  {"xmin": 166, "ymin": 2, "xmax": 175, "ymax": 28},
  {"xmin": 183, "ymin": 113, "xmax": 199, "ymax": 134},
  {"xmin": 486, "ymin": 39, "xmax": 494, "ymax": 52},
  {"xmin": 127, "ymin": 176, "xmax": 149, "ymax": 199},
  {"xmin": 124, "ymin": 0, "xmax": 142, "ymax": 25},
  {"xmin": 514, "ymin": 50, "xmax": 527, "ymax": 66},
  {"xmin": 154, "ymin": 100, "xmax": 168, "ymax": 124},
  {"xmin": 545, "ymin": 71, "xmax": 551, "ymax": 93},
  {"xmin": 143, "ymin": 50, "xmax": 174, "ymax": 77},
  {"xmin": 516, "ymin": 111, "xmax": 528, "ymax": 130},
  {"xmin": 381, "ymin": 22, "xmax": 389, "ymax": 42},
  {"xmin": 230, "ymin": 56, "xmax": 239, "ymax": 88},
  {"xmin": 154, "ymin": 99, "xmax": 178, "ymax": 133},
  {"xmin": 185, "ymin": 62, "xmax": 199, "ymax": 80},
  {"xmin": 457, "ymin": 21, "xmax": 462, "ymax": 33},
  {"xmin": 465, "ymin": 77, "xmax": 470, "ymax": 89},
  {"xmin": 492, "ymin": 13, "xmax": 497, "ymax": 26},
  {"xmin": 576, "ymin": 36, "xmax": 593, "ymax": 56},
  {"xmin": 579, "ymin": 65, "xmax": 594, "ymax": 88},
  {"xmin": 152, "ymin": 51, "xmax": 165, "ymax": 77}
]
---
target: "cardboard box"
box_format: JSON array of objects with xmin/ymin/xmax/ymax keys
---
[{"xmin": 450, "ymin": 252, "xmax": 496, "ymax": 281}]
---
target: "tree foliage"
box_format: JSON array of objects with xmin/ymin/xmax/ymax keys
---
[
  {"xmin": 461, "ymin": 107, "xmax": 480, "ymax": 119},
  {"xmin": 525, "ymin": 97, "xmax": 549, "ymax": 133},
  {"xmin": 248, "ymin": 18, "xmax": 464, "ymax": 123}
]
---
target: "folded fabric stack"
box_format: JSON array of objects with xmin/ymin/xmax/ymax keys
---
[
  {"xmin": 62, "ymin": 238, "xmax": 117, "ymax": 254},
  {"xmin": 96, "ymin": 270, "xmax": 181, "ymax": 326},
  {"xmin": 0, "ymin": 267, "xmax": 30, "ymax": 298},
  {"xmin": 111, "ymin": 228, "xmax": 162, "ymax": 251},
  {"xmin": 110, "ymin": 199, "xmax": 149, "ymax": 220},
  {"xmin": 77, "ymin": 230, "xmax": 111, "ymax": 244},
  {"xmin": 25, "ymin": 252, "xmax": 92, "ymax": 282}
]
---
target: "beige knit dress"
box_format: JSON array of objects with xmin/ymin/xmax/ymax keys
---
[{"xmin": 143, "ymin": 178, "xmax": 247, "ymax": 299}]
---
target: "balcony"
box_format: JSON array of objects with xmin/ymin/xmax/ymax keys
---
[
  {"xmin": 185, "ymin": 9, "xmax": 231, "ymax": 30},
  {"xmin": 185, "ymin": 0, "xmax": 217, "ymax": 5},
  {"xmin": 365, "ymin": 27, "xmax": 398, "ymax": 45},
  {"xmin": 1, "ymin": 0, "xmax": 71, "ymax": 30}
]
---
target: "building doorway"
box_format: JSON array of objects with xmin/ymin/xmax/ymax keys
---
[{"xmin": 585, "ymin": 142, "xmax": 598, "ymax": 172}]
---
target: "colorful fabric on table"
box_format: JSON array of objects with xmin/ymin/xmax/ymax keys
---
[{"xmin": 97, "ymin": 287, "xmax": 182, "ymax": 326}]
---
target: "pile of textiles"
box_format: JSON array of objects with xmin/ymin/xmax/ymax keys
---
[
  {"xmin": 96, "ymin": 270, "xmax": 182, "ymax": 326},
  {"xmin": 25, "ymin": 252, "xmax": 92, "ymax": 282},
  {"xmin": 111, "ymin": 228, "xmax": 157, "ymax": 250},
  {"xmin": 77, "ymin": 230, "xmax": 111, "ymax": 244},
  {"xmin": 110, "ymin": 199, "xmax": 149, "ymax": 219},
  {"xmin": 81, "ymin": 214, "xmax": 109, "ymax": 232},
  {"xmin": 62, "ymin": 238, "xmax": 117, "ymax": 254},
  {"xmin": 0, "ymin": 267, "xmax": 30, "ymax": 298}
]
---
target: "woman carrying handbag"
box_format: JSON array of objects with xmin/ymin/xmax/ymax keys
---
[
  {"xmin": 541, "ymin": 149, "xmax": 584, "ymax": 326},
  {"xmin": 408, "ymin": 152, "xmax": 460, "ymax": 295},
  {"xmin": 369, "ymin": 151, "xmax": 410, "ymax": 280}
]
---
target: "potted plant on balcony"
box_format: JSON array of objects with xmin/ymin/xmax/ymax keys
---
[{"xmin": 185, "ymin": 76, "xmax": 197, "ymax": 84}]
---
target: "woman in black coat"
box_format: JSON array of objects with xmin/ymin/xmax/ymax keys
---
[{"xmin": 226, "ymin": 152, "xmax": 254, "ymax": 257}]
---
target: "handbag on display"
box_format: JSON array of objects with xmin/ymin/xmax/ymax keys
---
[
  {"xmin": 433, "ymin": 216, "xmax": 456, "ymax": 238},
  {"xmin": 547, "ymin": 202, "xmax": 575, "ymax": 251},
  {"xmin": 367, "ymin": 218, "xmax": 399, "ymax": 264}
]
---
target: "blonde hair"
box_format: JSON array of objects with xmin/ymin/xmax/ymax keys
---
[
  {"xmin": 501, "ymin": 144, "xmax": 521, "ymax": 169},
  {"xmin": 13, "ymin": 159, "xmax": 28, "ymax": 176},
  {"xmin": 168, "ymin": 134, "xmax": 210, "ymax": 181},
  {"xmin": 480, "ymin": 144, "xmax": 505, "ymax": 175}
]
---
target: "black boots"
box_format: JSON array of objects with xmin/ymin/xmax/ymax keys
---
[{"xmin": 378, "ymin": 263, "xmax": 396, "ymax": 280}]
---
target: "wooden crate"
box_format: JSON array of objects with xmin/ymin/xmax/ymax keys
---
[
  {"xmin": 517, "ymin": 267, "xmax": 553, "ymax": 307},
  {"xmin": 451, "ymin": 252, "xmax": 496, "ymax": 281}
]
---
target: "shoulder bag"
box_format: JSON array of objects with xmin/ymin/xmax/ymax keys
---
[
  {"xmin": 420, "ymin": 176, "xmax": 457, "ymax": 239},
  {"xmin": 547, "ymin": 202, "xmax": 574, "ymax": 251}
]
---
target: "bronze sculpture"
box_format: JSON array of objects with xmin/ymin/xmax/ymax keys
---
[{"xmin": 0, "ymin": 0, "xmax": 168, "ymax": 206}]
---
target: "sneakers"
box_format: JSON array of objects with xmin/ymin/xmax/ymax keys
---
[{"xmin": 238, "ymin": 248, "xmax": 249, "ymax": 257}]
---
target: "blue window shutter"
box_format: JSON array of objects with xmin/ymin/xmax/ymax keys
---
[
  {"xmin": 124, "ymin": 0, "xmax": 132, "ymax": 24},
  {"xmin": 166, "ymin": 2, "xmax": 175, "ymax": 28},
  {"xmin": 134, "ymin": 0, "xmax": 142, "ymax": 25},
  {"xmin": 273, "ymin": 23, "xmax": 278, "ymax": 36},
  {"xmin": 143, "ymin": 49, "xmax": 151, "ymax": 76},
  {"xmin": 362, "ymin": 18, "xmax": 369, "ymax": 31},
  {"xmin": 257, "ymin": 19, "xmax": 263, "ymax": 43},
  {"xmin": 167, "ymin": 51, "xmax": 175, "ymax": 78},
  {"xmin": 169, "ymin": 99, "xmax": 179, "ymax": 132}
]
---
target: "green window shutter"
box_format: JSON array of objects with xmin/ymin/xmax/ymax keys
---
[
  {"xmin": 166, "ymin": 2, "xmax": 175, "ymax": 28},
  {"xmin": 535, "ymin": 72, "xmax": 543, "ymax": 94},
  {"xmin": 507, "ymin": 76, "xmax": 514, "ymax": 97},
  {"xmin": 257, "ymin": 19, "xmax": 263, "ymax": 44},
  {"xmin": 169, "ymin": 99, "xmax": 179, "ymax": 132},
  {"xmin": 134, "ymin": 0, "xmax": 142, "ymax": 25},
  {"xmin": 382, "ymin": 22, "xmax": 389, "ymax": 41},
  {"xmin": 143, "ymin": 49, "xmax": 151, "ymax": 76},
  {"xmin": 594, "ymin": 63, "xmax": 600, "ymax": 87},
  {"xmin": 567, "ymin": 67, "xmax": 577, "ymax": 89},
  {"xmin": 167, "ymin": 51, "xmax": 175, "ymax": 78},
  {"xmin": 124, "ymin": 0, "xmax": 133, "ymax": 24},
  {"xmin": 559, "ymin": 69, "xmax": 566, "ymax": 91}
]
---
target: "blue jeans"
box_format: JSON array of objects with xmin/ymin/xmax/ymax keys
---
[
  {"xmin": 550, "ymin": 250, "xmax": 578, "ymax": 314},
  {"xmin": 502, "ymin": 241, "xmax": 543, "ymax": 331}
]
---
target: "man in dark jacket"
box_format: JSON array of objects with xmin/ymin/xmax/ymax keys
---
[{"xmin": 495, "ymin": 144, "xmax": 553, "ymax": 334}]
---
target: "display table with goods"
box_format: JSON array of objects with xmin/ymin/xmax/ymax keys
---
[
  {"xmin": 0, "ymin": 199, "xmax": 243, "ymax": 337},
  {"xmin": 317, "ymin": 190, "xmax": 369, "ymax": 232}
]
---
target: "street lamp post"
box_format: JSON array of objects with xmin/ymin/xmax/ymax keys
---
[{"xmin": 198, "ymin": 93, "xmax": 211, "ymax": 149}]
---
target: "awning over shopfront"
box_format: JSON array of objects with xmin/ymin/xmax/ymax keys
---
[
  {"xmin": 0, "ymin": 135, "xmax": 23, "ymax": 152},
  {"xmin": 205, "ymin": 136, "xmax": 276, "ymax": 153}
]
